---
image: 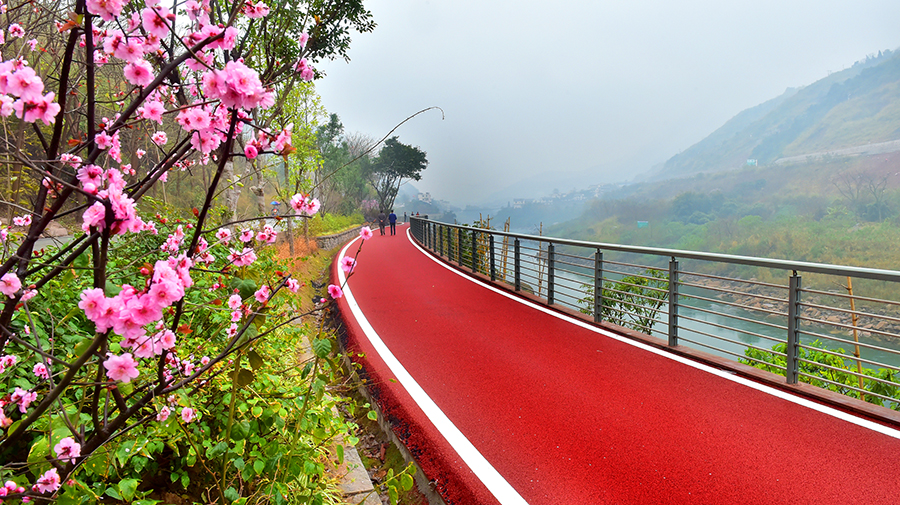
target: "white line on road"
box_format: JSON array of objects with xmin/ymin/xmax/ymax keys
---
[{"xmin": 337, "ymin": 234, "xmax": 530, "ymax": 505}]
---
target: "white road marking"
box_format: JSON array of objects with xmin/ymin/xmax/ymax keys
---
[{"xmin": 337, "ymin": 234, "xmax": 530, "ymax": 505}]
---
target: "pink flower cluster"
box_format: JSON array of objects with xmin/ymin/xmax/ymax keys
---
[
  {"xmin": 0, "ymin": 480, "xmax": 26, "ymax": 500},
  {"xmin": 0, "ymin": 354, "xmax": 16, "ymax": 373},
  {"xmin": 54, "ymin": 437, "xmax": 82, "ymax": 463},
  {"xmin": 10, "ymin": 386, "xmax": 37, "ymax": 412},
  {"xmin": 245, "ymin": 127, "xmax": 293, "ymax": 158},
  {"xmin": 79, "ymin": 257, "xmax": 192, "ymax": 378},
  {"xmin": 80, "ymin": 167, "xmax": 154, "ymax": 236},
  {"xmin": 0, "ymin": 60, "xmax": 60, "ymax": 125},
  {"xmin": 0, "ymin": 272, "xmax": 21, "ymax": 298},
  {"xmin": 243, "ymin": 0, "xmax": 269, "ymax": 18},
  {"xmin": 202, "ymin": 60, "xmax": 273, "ymax": 111},
  {"xmin": 290, "ymin": 193, "xmax": 321, "ymax": 216},
  {"xmin": 33, "ymin": 468, "xmax": 60, "ymax": 494}
]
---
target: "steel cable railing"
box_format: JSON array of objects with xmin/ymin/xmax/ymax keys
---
[{"xmin": 410, "ymin": 217, "xmax": 900, "ymax": 413}]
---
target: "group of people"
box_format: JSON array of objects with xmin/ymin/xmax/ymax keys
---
[{"xmin": 377, "ymin": 210, "xmax": 397, "ymax": 236}]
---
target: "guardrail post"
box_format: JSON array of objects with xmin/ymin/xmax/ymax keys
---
[
  {"xmin": 514, "ymin": 238, "xmax": 521, "ymax": 291},
  {"xmin": 489, "ymin": 234, "xmax": 496, "ymax": 281},
  {"xmin": 668, "ymin": 257, "xmax": 679, "ymax": 346},
  {"xmin": 547, "ymin": 243, "xmax": 555, "ymax": 305},
  {"xmin": 457, "ymin": 228, "xmax": 463, "ymax": 266},
  {"xmin": 594, "ymin": 249, "xmax": 603, "ymax": 323},
  {"xmin": 471, "ymin": 230, "xmax": 477, "ymax": 273},
  {"xmin": 786, "ymin": 272, "xmax": 802, "ymax": 384},
  {"xmin": 437, "ymin": 225, "xmax": 443, "ymax": 256}
]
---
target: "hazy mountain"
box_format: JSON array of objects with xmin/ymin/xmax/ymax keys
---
[{"xmin": 656, "ymin": 49, "xmax": 900, "ymax": 179}]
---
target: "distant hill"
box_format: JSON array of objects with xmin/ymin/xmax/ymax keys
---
[{"xmin": 657, "ymin": 49, "xmax": 900, "ymax": 179}]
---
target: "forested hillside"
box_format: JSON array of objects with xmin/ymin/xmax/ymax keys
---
[{"xmin": 660, "ymin": 49, "xmax": 900, "ymax": 178}]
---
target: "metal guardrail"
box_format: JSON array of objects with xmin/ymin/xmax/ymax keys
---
[{"xmin": 410, "ymin": 217, "xmax": 900, "ymax": 411}]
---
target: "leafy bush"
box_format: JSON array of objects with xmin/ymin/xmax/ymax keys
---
[
  {"xmin": 741, "ymin": 340, "xmax": 900, "ymax": 410},
  {"xmin": 578, "ymin": 269, "xmax": 669, "ymax": 334}
]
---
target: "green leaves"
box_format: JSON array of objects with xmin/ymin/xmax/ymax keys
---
[
  {"xmin": 312, "ymin": 337, "xmax": 331, "ymax": 358},
  {"xmin": 230, "ymin": 277, "xmax": 258, "ymax": 300}
]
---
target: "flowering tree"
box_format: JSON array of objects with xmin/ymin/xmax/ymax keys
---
[{"xmin": 0, "ymin": 0, "xmax": 374, "ymax": 501}]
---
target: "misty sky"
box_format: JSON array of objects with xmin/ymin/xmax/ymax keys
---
[{"xmin": 314, "ymin": 0, "xmax": 900, "ymax": 206}]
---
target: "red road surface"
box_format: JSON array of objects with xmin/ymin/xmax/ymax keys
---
[{"xmin": 332, "ymin": 224, "xmax": 900, "ymax": 505}]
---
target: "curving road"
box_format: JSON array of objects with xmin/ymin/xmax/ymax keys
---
[{"xmin": 332, "ymin": 223, "xmax": 900, "ymax": 505}]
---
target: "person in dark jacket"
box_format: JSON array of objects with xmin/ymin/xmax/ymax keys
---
[
  {"xmin": 389, "ymin": 210, "xmax": 397, "ymax": 235},
  {"xmin": 377, "ymin": 210, "xmax": 386, "ymax": 235}
]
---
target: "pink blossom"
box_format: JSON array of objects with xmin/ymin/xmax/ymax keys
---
[
  {"xmin": 244, "ymin": 144, "xmax": 258, "ymax": 159},
  {"xmin": 228, "ymin": 293, "xmax": 242, "ymax": 310},
  {"xmin": 0, "ymin": 95, "xmax": 14, "ymax": 117},
  {"xmin": 33, "ymin": 468, "xmax": 60, "ymax": 494},
  {"xmin": 6, "ymin": 66, "xmax": 43, "ymax": 100},
  {"xmin": 124, "ymin": 59, "xmax": 155, "ymax": 87},
  {"xmin": 360, "ymin": 226, "xmax": 373, "ymax": 240},
  {"xmin": 200, "ymin": 356, "xmax": 210, "ymax": 366},
  {"xmin": 141, "ymin": 6, "xmax": 174, "ymax": 38},
  {"xmin": 327, "ymin": 284, "xmax": 343, "ymax": 299},
  {"xmin": 0, "ymin": 273, "xmax": 22, "ymax": 297},
  {"xmin": 298, "ymin": 33, "xmax": 309, "ymax": 48},
  {"xmin": 295, "ymin": 58, "xmax": 314, "ymax": 82},
  {"xmin": 216, "ymin": 228, "xmax": 232, "ymax": 244},
  {"xmin": 94, "ymin": 131, "xmax": 113, "ymax": 150},
  {"xmin": 157, "ymin": 329, "xmax": 176, "ymax": 349},
  {"xmin": 244, "ymin": 1, "xmax": 270, "ymax": 18},
  {"xmin": 82, "ymin": 201, "xmax": 107, "ymax": 232},
  {"xmin": 151, "ymin": 131, "xmax": 167, "ymax": 145},
  {"xmin": 103, "ymin": 353, "xmax": 140, "ymax": 383},
  {"xmin": 27, "ymin": 38, "xmax": 38, "ymax": 51},
  {"xmin": 286, "ymin": 278, "xmax": 300, "ymax": 293},
  {"xmin": 12, "ymin": 215, "xmax": 31, "ymax": 227},
  {"xmin": 85, "ymin": 0, "xmax": 126, "ymax": 21},
  {"xmin": 230, "ymin": 310, "xmax": 242, "ymax": 322},
  {"xmin": 12, "ymin": 92, "xmax": 60, "ymax": 125},
  {"xmin": 54, "ymin": 437, "xmax": 81, "ymax": 463},
  {"xmin": 0, "ymin": 354, "xmax": 18, "ymax": 370},
  {"xmin": 228, "ymin": 248, "xmax": 257, "ymax": 267},
  {"xmin": 254, "ymin": 285, "xmax": 270, "ymax": 304},
  {"xmin": 8, "ymin": 24, "xmax": 25, "ymax": 38},
  {"xmin": 136, "ymin": 149, "xmax": 147, "ymax": 158},
  {"xmin": 156, "ymin": 405, "xmax": 170, "ymax": 422},
  {"xmin": 176, "ymin": 107, "xmax": 211, "ymax": 131},
  {"xmin": 181, "ymin": 407, "xmax": 196, "ymax": 423},
  {"xmin": 239, "ymin": 229, "xmax": 253, "ymax": 243},
  {"xmin": 11, "ymin": 387, "xmax": 37, "ymax": 412},
  {"xmin": 114, "ymin": 38, "xmax": 145, "ymax": 63},
  {"xmin": 76, "ymin": 163, "xmax": 103, "ymax": 187},
  {"xmin": 147, "ymin": 275, "xmax": 184, "ymax": 307},
  {"xmin": 340, "ymin": 256, "xmax": 356, "ymax": 273},
  {"xmin": 139, "ymin": 100, "xmax": 166, "ymax": 123},
  {"xmin": 33, "ymin": 363, "xmax": 49, "ymax": 379},
  {"xmin": 201, "ymin": 60, "xmax": 269, "ymax": 110}
]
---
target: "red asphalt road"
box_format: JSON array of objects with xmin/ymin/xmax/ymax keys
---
[{"xmin": 332, "ymin": 224, "xmax": 900, "ymax": 505}]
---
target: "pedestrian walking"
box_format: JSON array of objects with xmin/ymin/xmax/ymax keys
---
[
  {"xmin": 377, "ymin": 210, "xmax": 386, "ymax": 235},
  {"xmin": 389, "ymin": 210, "xmax": 397, "ymax": 235}
]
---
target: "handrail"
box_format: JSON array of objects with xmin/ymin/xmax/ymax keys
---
[
  {"xmin": 413, "ymin": 218, "xmax": 900, "ymax": 282},
  {"xmin": 409, "ymin": 216, "xmax": 900, "ymax": 418}
]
